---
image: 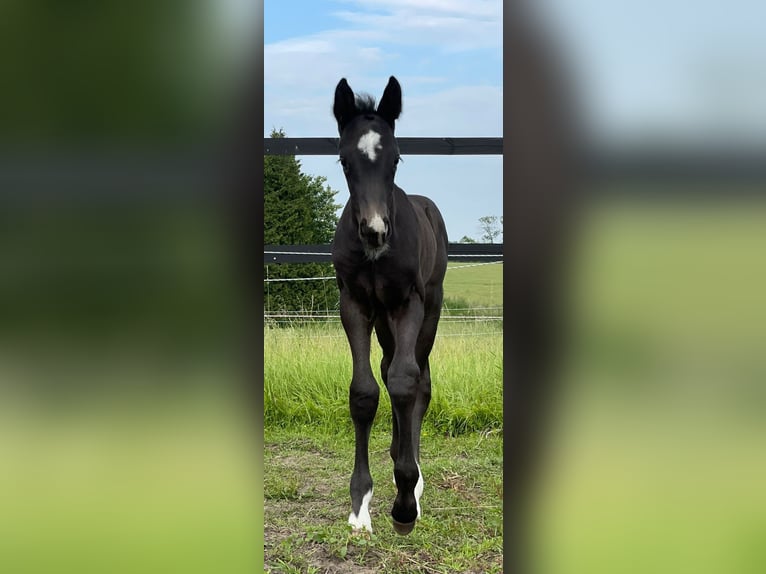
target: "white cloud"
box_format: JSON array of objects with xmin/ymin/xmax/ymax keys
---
[
  {"xmin": 264, "ymin": 1, "xmax": 502, "ymax": 136},
  {"xmin": 331, "ymin": 9, "xmax": 501, "ymax": 53},
  {"xmin": 264, "ymin": 30, "xmax": 389, "ymax": 95},
  {"xmin": 328, "ymin": 0, "xmax": 502, "ymax": 53},
  {"xmin": 397, "ymin": 85, "xmax": 503, "ymax": 137},
  {"xmin": 336, "ymin": 0, "xmax": 501, "ymax": 21}
]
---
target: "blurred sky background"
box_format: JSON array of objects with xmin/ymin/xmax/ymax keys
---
[{"xmin": 263, "ymin": 0, "xmax": 766, "ymax": 241}]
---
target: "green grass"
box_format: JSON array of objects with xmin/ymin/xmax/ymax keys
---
[
  {"xmin": 264, "ymin": 320, "xmax": 503, "ymax": 436},
  {"xmin": 264, "ymin": 425, "xmax": 503, "ymax": 574},
  {"xmin": 264, "ymin": 262, "xmax": 504, "ymax": 572},
  {"xmin": 443, "ymin": 261, "xmax": 503, "ymax": 308}
]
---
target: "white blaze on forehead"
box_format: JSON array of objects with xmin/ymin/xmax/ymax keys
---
[
  {"xmin": 357, "ymin": 129, "xmax": 383, "ymax": 162},
  {"xmin": 348, "ymin": 488, "xmax": 374, "ymax": 532}
]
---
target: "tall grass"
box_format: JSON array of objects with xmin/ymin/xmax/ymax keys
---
[{"xmin": 264, "ymin": 320, "xmax": 502, "ymax": 436}]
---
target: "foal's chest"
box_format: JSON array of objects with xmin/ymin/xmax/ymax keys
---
[{"xmin": 347, "ymin": 264, "xmax": 416, "ymax": 309}]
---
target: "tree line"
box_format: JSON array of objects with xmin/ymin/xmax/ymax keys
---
[{"xmin": 264, "ymin": 130, "xmax": 341, "ymax": 314}]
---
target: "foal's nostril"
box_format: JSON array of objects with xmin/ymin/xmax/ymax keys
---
[{"xmin": 359, "ymin": 218, "xmax": 387, "ymax": 248}]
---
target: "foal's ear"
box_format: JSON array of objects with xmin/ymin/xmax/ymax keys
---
[
  {"xmin": 377, "ymin": 76, "xmax": 402, "ymax": 130},
  {"xmin": 333, "ymin": 78, "xmax": 357, "ymax": 133}
]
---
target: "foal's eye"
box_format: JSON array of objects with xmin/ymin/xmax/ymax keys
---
[{"xmin": 339, "ymin": 157, "xmax": 350, "ymax": 173}]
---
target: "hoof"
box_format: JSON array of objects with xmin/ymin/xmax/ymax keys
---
[{"xmin": 392, "ymin": 519, "xmax": 416, "ymax": 535}]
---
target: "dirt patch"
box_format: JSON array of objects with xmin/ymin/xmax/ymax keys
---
[{"xmin": 264, "ymin": 431, "xmax": 504, "ymax": 573}]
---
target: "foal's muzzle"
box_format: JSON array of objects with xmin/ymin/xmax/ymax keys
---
[{"xmin": 359, "ymin": 216, "xmax": 391, "ymax": 249}]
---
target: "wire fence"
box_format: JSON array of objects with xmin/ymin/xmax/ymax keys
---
[
  {"xmin": 262, "ymin": 259, "xmax": 502, "ymax": 283},
  {"xmin": 264, "ymin": 327, "xmax": 502, "ymax": 340},
  {"xmin": 264, "ymin": 257, "xmax": 503, "ymax": 328}
]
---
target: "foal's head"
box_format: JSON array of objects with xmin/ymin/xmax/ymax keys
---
[{"xmin": 334, "ymin": 76, "xmax": 402, "ymax": 259}]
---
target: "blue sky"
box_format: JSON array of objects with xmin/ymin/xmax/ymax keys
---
[
  {"xmin": 262, "ymin": 0, "xmax": 766, "ymax": 241},
  {"xmin": 263, "ymin": 0, "xmax": 503, "ymax": 242}
]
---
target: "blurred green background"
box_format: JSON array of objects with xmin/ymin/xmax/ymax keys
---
[
  {"xmin": 533, "ymin": 194, "xmax": 766, "ymax": 573},
  {"xmin": 0, "ymin": 3, "xmax": 261, "ymax": 573}
]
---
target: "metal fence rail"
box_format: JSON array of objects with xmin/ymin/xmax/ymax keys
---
[
  {"xmin": 264, "ymin": 137, "xmax": 766, "ymax": 183},
  {"xmin": 3, "ymin": 140, "xmax": 765, "ymax": 201},
  {"xmin": 264, "ymin": 137, "xmax": 503, "ymax": 156}
]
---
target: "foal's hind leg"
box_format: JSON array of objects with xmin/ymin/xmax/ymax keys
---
[
  {"xmin": 375, "ymin": 316, "xmax": 398, "ymax": 466},
  {"xmin": 340, "ymin": 292, "xmax": 379, "ymax": 532},
  {"xmin": 411, "ymin": 287, "xmax": 442, "ymax": 518}
]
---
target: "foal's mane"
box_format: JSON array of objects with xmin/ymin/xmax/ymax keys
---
[{"xmin": 354, "ymin": 93, "xmax": 377, "ymax": 114}]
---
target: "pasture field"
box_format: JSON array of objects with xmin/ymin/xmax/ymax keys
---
[
  {"xmin": 264, "ymin": 198, "xmax": 766, "ymax": 573},
  {"xmin": 443, "ymin": 261, "xmax": 503, "ymax": 309},
  {"xmin": 264, "ymin": 316, "xmax": 504, "ymax": 572},
  {"xmin": 263, "ymin": 259, "xmax": 504, "ymax": 571}
]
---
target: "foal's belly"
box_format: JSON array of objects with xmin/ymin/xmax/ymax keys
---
[
  {"xmin": 344, "ymin": 269, "xmax": 413, "ymax": 309},
  {"xmin": 373, "ymin": 277, "xmax": 412, "ymax": 309}
]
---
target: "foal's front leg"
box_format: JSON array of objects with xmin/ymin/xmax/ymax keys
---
[{"xmin": 340, "ymin": 291, "xmax": 379, "ymax": 532}]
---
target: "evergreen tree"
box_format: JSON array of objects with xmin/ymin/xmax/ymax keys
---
[{"xmin": 264, "ymin": 130, "xmax": 342, "ymax": 315}]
